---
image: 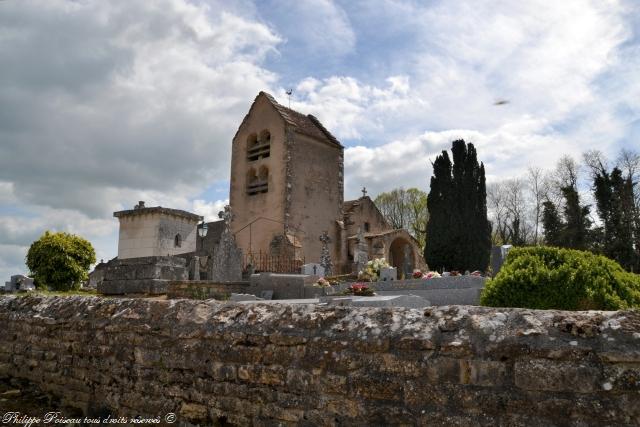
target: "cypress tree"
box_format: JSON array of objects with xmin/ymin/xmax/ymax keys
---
[
  {"xmin": 425, "ymin": 151, "xmax": 454, "ymax": 270},
  {"xmin": 560, "ymin": 185, "xmax": 592, "ymax": 250},
  {"xmin": 425, "ymin": 140, "xmax": 490, "ymax": 271},
  {"xmin": 593, "ymin": 167, "xmax": 637, "ymax": 271},
  {"xmin": 542, "ymin": 200, "xmax": 563, "ymax": 246}
]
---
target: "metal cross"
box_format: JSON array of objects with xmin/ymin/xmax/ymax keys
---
[
  {"xmin": 361, "ymin": 187, "xmax": 367, "ymax": 198},
  {"xmin": 319, "ymin": 231, "xmax": 331, "ymax": 245}
]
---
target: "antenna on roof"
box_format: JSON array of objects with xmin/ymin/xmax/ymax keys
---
[{"xmin": 286, "ymin": 89, "xmax": 293, "ymax": 108}]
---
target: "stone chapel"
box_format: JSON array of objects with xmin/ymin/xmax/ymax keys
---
[{"xmin": 226, "ymin": 92, "xmax": 425, "ymax": 276}]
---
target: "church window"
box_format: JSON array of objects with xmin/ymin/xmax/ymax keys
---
[
  {"xmin": 174, "ymin": 234, "xmax": 182, "ymax": 248},
  {"xmin": 247, "ymin": 166, "xmax": 268, "ymax": 195},
  {"xmin": 247, "ymin": 130, "xmax": 271, "ymax": 161}
]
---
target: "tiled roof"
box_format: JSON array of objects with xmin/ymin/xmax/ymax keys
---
[
  {"xmin": 251, "ymin": 92, "xmax": 343, "ymax": 148},
  {"xmin": 114, "ymin": 206, "xmax": 202, "ymax": 222}
]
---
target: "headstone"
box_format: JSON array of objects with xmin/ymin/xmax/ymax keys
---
[
  {"xmin": 490, "ymin": 245, "xmax": 512, "ymax": 276},
  {"xmin": 354, "ymin": 227, "xmax": 369, "ymax": 274},
  {"xmin": 259, "ymin": 290, "xmax": 274, "ymax": 300},
  {"xmin": 301, "ymin": 263, "xmax": 325, "ymax": 277},
  {"xmin": 209, "ymin": 205, "xmax": 243, "ymax": 282},
  {"xmin": 319, "ymin": 231, "xmax": 333, "ymax": 277},
  {"xmin": 4, "ymin": 275, "xmax": 35, "ymax": 292},
  {"xmin": 190, "ymin": 256, "xmax": 200, "ymax": 281},
  {"xmin": 379, "ymin": 267, "xmax": 397, "ymax": 281}
]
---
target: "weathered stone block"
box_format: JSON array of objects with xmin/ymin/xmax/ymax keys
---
[{"xmin": 514, "ymin": 359, "xmax": 600, "ymax": 393}]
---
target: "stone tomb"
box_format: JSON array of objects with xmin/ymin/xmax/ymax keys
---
[
  {"xmin": 98, "ymin": 256, "xmax": 188, "ymax": 295},
  {"xmin": 379, "ymin": 266, "xmax": 397, "ymax": 281}
]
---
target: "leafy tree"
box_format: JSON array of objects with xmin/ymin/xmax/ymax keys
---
[
  {"xmin": 26, "ymin": 231, "xmax": 96, "ymax": 291},
  {"xmin": 374, "ymin": 188, "xmax": 428, "ymax": 249},
  {"xmin": 425, "ymin": 140, "xmax": 491, "ymax": 271}
]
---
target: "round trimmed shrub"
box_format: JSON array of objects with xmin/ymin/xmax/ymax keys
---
[
  {"xmin": 26, "ymin": 231, "xmax": 96, "ymax": 291},
  {"xmin": 480, "ymin": 246, "xmax": 640, "ymax": 310}
]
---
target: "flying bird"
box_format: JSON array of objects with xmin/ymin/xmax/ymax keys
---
[{"xmin": 494, "ymin": 99, "xmax": 509, "ymax": 106}]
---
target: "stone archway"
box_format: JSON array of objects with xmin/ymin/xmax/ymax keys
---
[{"xmin": 388, "ymin": 237, "xmax": 414, "ymax": 279}]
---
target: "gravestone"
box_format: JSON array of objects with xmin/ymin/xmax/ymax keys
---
[
  {"xmin": 490, "ymin": 244, "xmax": 513, "ymax": 276},
  {"xmin": 259, "ymin": 290, "xmax": 274, "ymax": 300},
  {"xmin": 319, "ymin": 231, "xmax": 333, "ymax": 277},
  {"xmin": 354, "ymin": 227, "xmax": 369, "ymax": 274},
  {"xmin": 379, "ymin": 267, "xmax": 397, "ymax": 282},
  {"xmin": 301, "ymin": 263, "xmax": 325, "ymax": 277},
  {"xmin": 209, "ymin": 206, "xmax": 243, "ymax": 282},
  {"xmin": 3, "ymin": 275, "xmax": 35, "ymax": 292},
  {"xmin": 190, "ymin": 256, "xmax": 200, "ymax": 281}
]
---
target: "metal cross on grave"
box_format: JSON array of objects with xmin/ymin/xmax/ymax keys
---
[{"xmin": 319, "ymin": 231, "xmax": 332, "ymax": 245}]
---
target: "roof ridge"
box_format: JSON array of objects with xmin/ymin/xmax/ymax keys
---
[{"xmin": 257, "ymin": 91, "xmax": 343, "ymax": 148}]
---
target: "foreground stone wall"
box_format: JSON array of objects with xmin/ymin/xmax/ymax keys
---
[
  {"xmin": 167, "ymin": 281, "xmax": 249, "ymax": 299},
  {"xmin": 0, "ymin": 296, "xmax": 638, "ymax": 426}
]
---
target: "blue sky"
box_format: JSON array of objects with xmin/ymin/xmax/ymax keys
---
[{"xmin": 0, "ymin": 0, "xmax": 639, "ymax": 280}]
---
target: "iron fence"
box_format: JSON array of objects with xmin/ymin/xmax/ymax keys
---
[{"xmin": 244, "ymin": 251, "xmax": 304, "ymax": 274}]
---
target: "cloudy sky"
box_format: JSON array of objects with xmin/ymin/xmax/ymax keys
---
[{"xmin": 1, "ymin": 0, "xmax": 638, "ymax": 279}]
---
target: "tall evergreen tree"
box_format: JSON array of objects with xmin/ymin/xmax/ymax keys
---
[
  {"xmin": 425, "ymin": 140, "xmax": 490, "ymax": 271},
  {"xmin": 593, "ymin": 167, "xmax": 637, "ymax": 271},
  {"xmin": 560, "ymin": 185, "xmax": 592, "ymax": 250},
  {"xmin": 542, "ymin": 200, "xmax": 563, "ymax": 246}
]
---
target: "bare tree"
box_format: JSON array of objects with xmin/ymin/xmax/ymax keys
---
[
  {"xmin": 487, "ymin": 179, "xmax": 531, "ymax": 245},
  {"xmin": 504, "ymin": 178, "xmax": 531, "ymax": 245},
  {"xmin": 582, "ymin": 149, "xmax": 608, "ymax": 180},
  {"xmin": 487, "ymin": 182, "xmax": 508, "ymax": 245},
  {"xmin": 527, "ymin": 166, "xmax": 547, "ymax": 245},
  {"xmin": 554, "ymin": 155, "xmax": 579, "ymax": 189}
]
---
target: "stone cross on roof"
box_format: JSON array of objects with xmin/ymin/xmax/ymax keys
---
[{"xmin": 361, "ymin": 187, "xmax": 367, "ymax": 198}]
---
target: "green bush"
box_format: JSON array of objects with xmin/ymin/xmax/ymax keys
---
[
  {"xmin": 26, "ymin": 231, "xmax": 96, "ymax": 291},
  {"xmin": 480, "ymin": 246, "xmax": 640, "ymax": 310}
]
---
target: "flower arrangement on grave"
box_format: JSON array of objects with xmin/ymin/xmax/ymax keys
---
[
  {"xmin": 357, "ymin": 258, "xmax": 390, "ymax": 282},
  {"xmin": 412, "ymin": 270, "xmax": 424, "ymax": 279},
  {"xmin": 423, "ymin": 271, "xmax": 441, "ymax": 279},
  {"xmin": 314, "ymin": 277, "xmax": 331, "ymax": 288},
  {"xmin": 342, "ymin": 283, "xmax": 375, "ymax": 297}
]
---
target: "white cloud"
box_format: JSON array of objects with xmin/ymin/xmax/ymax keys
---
[
  {"xmin": 1, "ymin": 0, "xmax": 638, "ymax": 281},
  {"xmin": 192, "ymin": 198, "xmax": 229, "ymax": 222}
]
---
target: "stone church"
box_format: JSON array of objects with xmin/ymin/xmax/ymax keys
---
[
  {"xmin": 226, "ymin": 91, "xmax": 425, "ymax": 275},
  {"xmin": 100, "ymin": 91, "xmax": 425, "ymax": 292}
]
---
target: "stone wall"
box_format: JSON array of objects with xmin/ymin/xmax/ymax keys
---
[
  {"xmin": 167, "ymin": 281, "xmax": 249, "ymax": 300},
  {"xmin": 0, "ymin": 296, "xmax": 638, "ymax": 426}
]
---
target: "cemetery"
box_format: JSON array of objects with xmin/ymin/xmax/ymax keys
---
[{"xmin": 1, "ymin": 91, "xmax": 639, "ymax": 425}]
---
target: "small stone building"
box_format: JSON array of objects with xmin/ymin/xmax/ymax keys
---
[{"xmin": 114, "ymin": 201, "xmax": 202, "ymax": 259}]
